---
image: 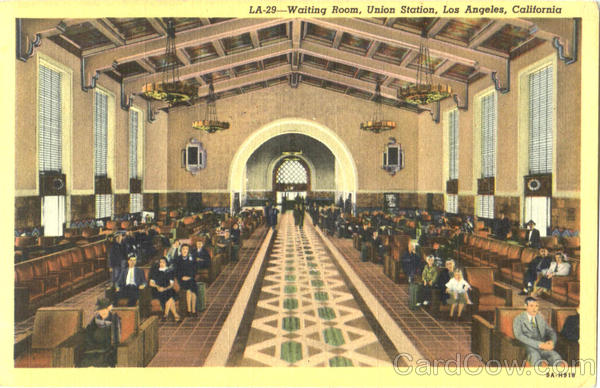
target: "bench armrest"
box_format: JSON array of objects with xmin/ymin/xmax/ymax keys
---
[{"xmin": 493, "ymin": 281, "xmax": 513, "ymax": 306}]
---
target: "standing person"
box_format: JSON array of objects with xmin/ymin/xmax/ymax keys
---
[
  {"xmin": 175, "ymin": 244, "xmax": 198, "ymax": 317},
  {"xmin": 109, "ymin": 233, "xmax": 127, "ymax": 288},
  {"xmin": 525, "ymin": 220, "xmax": 541, "ymax": 248},
  {"xmin": 513, "ymin": 297, "xmax": 564, "ymax": 366},
  {"xmin": 298, "ymin": 201, "xmax": 305, "ymax": 227},
  {"xmin": 269, "ymin": 206, "xmax": 279, "ymax": 231},
  {"xmin": 401, "ymin": 242, "xmax": 423, "ymax": 309},
  {"xmin": 149, "ymin": 258, "xmax": 181, "ymax": 322},
  {"xmin": 115, "ymin": 255, "xmax": 146, "ymax": 307},
  {"xmin": 230, "ymin": 223, "xmax": 241, "ymax": 262},
  {"xmin": 293, "ymin": 204, "xmax": 300, "ymax": 226},
  {"xmin": 494, "ymin": 212, "xmax": 511, "ymax": 240},
  {"xmin": 264, "ymin": 201, "xmax": 272, "ymax": 228},
  {"xmin": 445, "ymin": 269, "xmax": 472, "ymax": 319}
]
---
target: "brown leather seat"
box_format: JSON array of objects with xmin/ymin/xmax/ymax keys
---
[
  {"xmin": 465, "ymin": 267, "xmax": 512, "ymax": 314},
  {"xmin": 509, "ymin": 247, "xmax": 538, "ymax": 286}
]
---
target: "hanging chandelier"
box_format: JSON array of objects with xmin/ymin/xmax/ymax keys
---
[
  {"xmin": 142, "ymin": 19, "xmax": 197, "ymax": 105},
  {"xmin": 398, "ymin": 34, "xmax": 452, "ymax": 105},
  {"xmin": 192, "ymin": 81, "xmax": 230, "ymax": 133},
  {"xmin": 360, "ymin": 80, "xmax": 396, "ymax": 133}
]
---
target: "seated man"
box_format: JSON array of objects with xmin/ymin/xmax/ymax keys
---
[
  {"xmin": 115, "ymin": 255, "xmax": 147, "ymax": 306},
  {"xmin": 519, "ymin": 247, "xmax": 552, "ymax": 295},
  {"xmin": 369, "ymin": 230, "xmax": 385, "ymax": 263},
  {"xmin": 532, "ymin": 252, "xmax": 571, "ymax": 297},
  {"xmin": 513, "ymin": 297, "xmax": 564, "ymax": 366}
]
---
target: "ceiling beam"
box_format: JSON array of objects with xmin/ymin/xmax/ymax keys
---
[
  {"xmin": 291, "ymin": 19, "xmax": 302, "ymax": 49},
  {"xmin": 249, "ymin": 30, "xmax": 260, "ymax": 48},
  {"xmin": 194, "ymin": 65, "xmax": 291, "ymax": 97},
  {"xmin": 24, "ymin": 19, "xmax": 90, "ymax": 38},
  {"xmin": 310, "ymin": 18, "xmax": 506, "ymax": 72},
  {"xmin": 83, "ymin": 18, "xmax": 285, "ymax": 72},
  {"xmin": 213, "ymin": 41, "xmax": 226, "ymax": 57},
  {"xmin": 332, "ymin": 31, "xmax": 343, "ymax": 49},
  {"xmin": 366, "ymin": 41, "xmax": 380, "ymax": 58},
  {"xmin": 125, "ymin": 41, "xmax": 293, "ymax": 93},
  {"xmin": 427, "ymin": 18, "xmax": 451, "ymax": 37},
  {"xmin": 299, "ymin": 41, "xmax": 467, "ymax": 97},
  {"xmin": 384, "ymin": 18, "xmax": 396, "ymax": 27},
  {"xmin": 399, "ymin": 50, "xmax": 418, "ymax": 68},
  {"xmin": 468, "ymin": 21, "xmax": 507, "ymax": 48},
  {"xmin": 89, "ymin": 19, "xmax": 125, "ymax": 46},
  {"xmin": 199, "ymin": 18, "xmax": 211, "ymax": 26},
  {"xmin": 147, "ymin": 18, "xmax": 167, "ymax": 36},
  {"xmin": 136, "ymin": 59, "xmax": 155, "ymax": 73},
  {"xmin": 298, "ymin": 67, "xmax": 397, "ymax": 101},
  {"xmin": 434, "ymin": 60, "xmax": 455, "ymax": 76},
  {"xmin": 175, "ymin": 48, "xmax": 191, "ymax": 66}
]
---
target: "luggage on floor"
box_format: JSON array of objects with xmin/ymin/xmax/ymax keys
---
[
  {"xmin": 408, "ymin": 282, "xmax": 421, "ymax": 310},
  {"xmin": 196, "ymin": 282, "xmax": 206, "ymax": 312}
]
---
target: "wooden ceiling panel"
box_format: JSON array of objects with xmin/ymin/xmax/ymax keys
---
[
  {"xmin": 443, "ymin": 63, "xmax": 476, "ymax": 81},
  {"xmin": 115, "ymin": 61, "xmax": 148, "ymax": 77},
  {"xmin": 305, "ymin": 23, "xmax": 336, "ymax": 45},
  {"xmin": 215, "ymin": 88, "xmax": 242, "ymax": 99},
  {"xmin": 266, "ymin": 76, "xmax": 288, "ymax": 86},
  {"xmin": 392, "ymin": 18, "xmax": 435, "ymax": 34},
  {"xmin": 258, "ymin": 24, "xmax": 288, "ymax": 45},
  {"xmin": 263, "ymin": 54, "xmax": 288, "ymax": 69},
  {"xmin": 339, "ymin": 33, "xmax": 371, "ymax": 54},
  {"xmin": 241, "ymin": 81, "xmax": 266, "ymax": 93},
  {"xmin": 346, "ymin": 87, "xmax": 373, "ymax": 100},
  {"xmin": 167, "ymin": 18, "xmax": 204, "ymax": 32},
  {"xmin": 233, "ymin": 62, "xmax": 260, "ymax": 76},
  {"xmin": 481, "ymin": 24, "xmax": 531, "ymax": 53},
  {"xmin": 185, "ymin": 42, "xmax": 219, "ymax": 63},
  {"xmin": 323, "ymin": 81, "xmax": 348, "ymax": 94},
  {"xmin": 209, "ymin": 18, "xmax": 234, "ymax": 24},
  {"xmin": 388, "ymin": 78, "xmax": 410, "ymax": 89},
  {"xmin": 372, "ymin": 43, "xmax": 409, "ymax": 65},
  {"xmin": 328, "ymin": 62, "xmax": 358, "ymax": 78},
  {"xmin": 510, "ymin": 37, "xmax": 545, "ymax": 59},
  {"xmin": 302, "ymin": 54, "xmax": 328, "ymax": 69},
  {"xmin": 437, "ymin": 18, "xmax": 491, "ymax": 44},
  {"xmin": 62, "ymin": 22, "xmax": 112, "ymax": 49},
  {"xmin": 107, "ymin": 18, "xmax": 156, "ymax": 40},
  {"xmin": 202, "ymin": 69, "xmax": 232, "ymax": 83},
  {"xmin": 300, "ymin": 75, "xmax": 323, "ymax": 87},
  {"xmin": 406, "ymin": 54, "xmax": 444, "ymax": 71},
  {"xmin": 356, "ymin": 69, "xmax": 382, "ymax": 84},
  {"xmin": 221, "ymin": 32, "xmax": 253, "ymax": 54}
]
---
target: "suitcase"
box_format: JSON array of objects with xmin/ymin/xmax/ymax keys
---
[{"xmin": 196, "ymin": 282, "xmax": 206, "ymax": 312}]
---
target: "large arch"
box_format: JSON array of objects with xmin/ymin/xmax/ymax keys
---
[{"xmin": 228, "ymin": 118, "xmax": 358, "ymax": 210}]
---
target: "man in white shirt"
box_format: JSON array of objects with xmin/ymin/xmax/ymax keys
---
[
  {"xmin": 512, "ymin": 297, "xmax": 564, "ymax": 366},
  {"xmin": 116, "ymin": 255, "xmax": 146, "ymax": 306}
]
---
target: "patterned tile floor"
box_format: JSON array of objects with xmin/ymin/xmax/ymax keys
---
[{"xmin": 233, "ymin": 213, "xmax": 392, "ymax": 367}]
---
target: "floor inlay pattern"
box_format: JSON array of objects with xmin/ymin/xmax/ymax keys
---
[{"xmin": 238, "ymin": 213, "xmax": 392, "ymax": 367}]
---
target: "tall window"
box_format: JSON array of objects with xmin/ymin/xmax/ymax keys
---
[
  {"xmin": 94, "ymin": 90, "xmax": 112, "ymax": 219},
  {"xmin": 276, "ymin": 159, "xmax": 308, "ymax": 184},
  {"xmin": 528, "ymin": 65, "xmax": 553, "ymax": 174},
  {"xmin": 448, "ymin": 109, "xmax": 459, "ymax": 180},
  {"xmin": 38, "ymin": 64, "xmax": 62, "ymax": 173},
  {"xmin": 477, "ymin": 195, "xmax": 494, "ymax": 219},
  {"xmin": 129, "ymin": 109, "xmax": 139, "ymax": 179},
  {"xmin": 130, "ymin": 193, "xmax": 143, "ymax": 214},
  {"xmin": 481, "ymin": 93, "xmax": 497, "ymax": 178}
]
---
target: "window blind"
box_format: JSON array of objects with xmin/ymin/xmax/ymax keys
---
[
  {"xmin": 38, "ymin": 65, "xmax": 62, "ymax": 173},
  {"xmin": 94, "ymin": 91, "xmax": 108, "ymax": 176},
  {"xmin": 529, "ymin": 65, "xmax": 553, "ymax": 174},
  {"xmin": 95, "ymin": 194, "xmax": 113, "ymax": 219},
  {"xmin": 130, "ymin": 193, "xmax": 143, "ymax": 213},
  {"xmin": 477, "ymin": 195, "xmax": 494, "ymax": 219},
  {"xmin": 449, "ymin": 110, "xmax": 459, "ymax": 180},
  {"xmin": 481, "ymin": 93, "xmax": 496, "ymax": 178},
  {"xmin": 446, "ymin": 194, "xmax": 458, "ymax": 214},
  {"xmin": 42, "ymin": 195, "xmax": 65, "ymax": 236},
  {"xmin": 129, "ymin": 110, "xmax": 138, "ymax": 179}
]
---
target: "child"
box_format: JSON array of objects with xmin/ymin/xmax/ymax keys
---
[{"xmin": 445, "ymin": 269, "xmax": 473, "ymax": 319}]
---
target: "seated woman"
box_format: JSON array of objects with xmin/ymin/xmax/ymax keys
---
[
  {"xmin": 149, "ymin": 258, "xmax": 181, "ymax": 322},
  {"xmin": 79, "ymin": 298, "xmax": 121, "ymax": 367},
  {"xmin": 175, "ymin": 244, "xmax": 198, "ymax": 317},
  {"xmin": 532, "ymin": 252, "xmax": 571, "ymax": 296},
  {"xmin": 445, "ymin": 269, "xmax": 473, "ymax": 320}
]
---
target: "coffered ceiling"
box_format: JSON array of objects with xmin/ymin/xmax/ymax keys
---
[{"xmin": 18, "ymin": 17, "xmax": 577, "ymax": 112}]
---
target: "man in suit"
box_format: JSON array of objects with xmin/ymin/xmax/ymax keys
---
[
  {"xmin": 494, "ymin": 212, "xmax": 511, "ymax": 240},
  {"xmin": 519, "ymin": 247, "xmax": 552, "ymax": 295},
  {"xmin": 513, "ymin": 297, "xmax": 564, "ymax": 366},
  {"xmin": 525, "ymin": 220, "xmax": 541, "ymax": 249},
  {"xmin": 108, "ymin": 233, "xmax": 127, "ymax": 288},
  {"xmin": 115, "ymin": 255, "xmax": 147, "ymax": 307}
]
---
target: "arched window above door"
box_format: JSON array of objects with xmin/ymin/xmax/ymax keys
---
[{"xmin": 273, "ymin": 157, "xmax": 310, "ymax": 191}]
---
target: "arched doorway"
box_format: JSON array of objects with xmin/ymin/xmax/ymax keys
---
[
  {"xmin": 273, "ymin": 157, "xmax": 310, "ymax": 211},
  {"xmin": 228, "ymin": 118, "xmax": 358, "ymax": 213}
]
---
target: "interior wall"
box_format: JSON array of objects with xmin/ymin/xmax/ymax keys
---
[{"xmin": 166, "ymin": 83, "xmax": 419, "ymax": 193}]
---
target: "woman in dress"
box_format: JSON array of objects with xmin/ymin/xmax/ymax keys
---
[
  {"xmin": 149, "ymin": 257, "xmax": 181, "ymax": 322},
  {"xmin": 445, "ymin": 269, "xmax": 473, "ymax": 319},
  {"xmin": 532, "ymin": 252, "xmax": 571, "ymax": 296},
  {"xmin": 175, "ymin": 244, "xmax": 198, "ymax": 317},
  {"xmin": 79, "ymin": 297, "xmax": 121, "ymax": 367}
]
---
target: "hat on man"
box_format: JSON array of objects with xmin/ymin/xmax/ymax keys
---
[{"xmin": 526, "ymin": 220, "xmax": 536, "ymax": 226}]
